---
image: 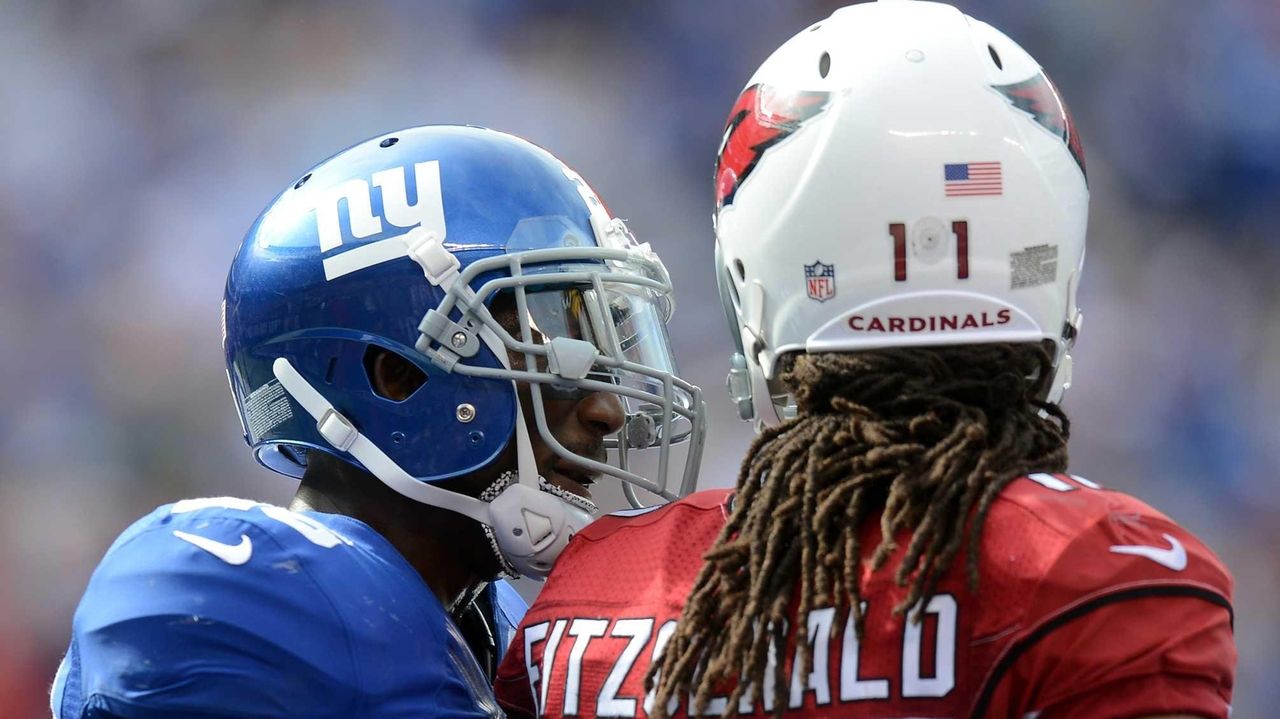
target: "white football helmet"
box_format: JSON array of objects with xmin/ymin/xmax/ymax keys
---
[{"xmin": 715, "ymin": 0, "xmax": 1088, "ymax": 424}]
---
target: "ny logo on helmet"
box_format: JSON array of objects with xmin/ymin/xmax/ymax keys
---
[{"xmin": 311, "ymin": 161, "xmax": 447, "ymax": 281}]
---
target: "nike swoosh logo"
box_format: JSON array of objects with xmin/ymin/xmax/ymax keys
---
[
  {"xmin": 1109, "ymin": 532, "xmax": 1187, "ymax": 571},
  {"xmin": 173, "ymin": 530, "xmax": 253, "ymax": 566}
]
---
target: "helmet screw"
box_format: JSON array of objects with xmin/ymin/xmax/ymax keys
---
[
  {"xmin": 451, "ymin": 331, "xmax": 468, "ymax": 348},
  {"xmin": 456, "ymin": 403, "xmax": 476, "ymax": 423}
]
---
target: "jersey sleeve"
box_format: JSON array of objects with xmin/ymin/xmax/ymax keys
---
[
  {"xmin": 491, "ymin": 580, "xmax": 529, "ymax": 662},
  {"xmin": 978, "ymin": 483, "xmax": 1236, "ymax": 719},
  {"xmin": 62, "ymin": 509, "xmax": 358, "ymax": 719}
]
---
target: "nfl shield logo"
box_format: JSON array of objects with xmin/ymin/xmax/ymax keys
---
[{"xmin": 805, "ymin": 261, "xmax": 835, "ymax": 302}]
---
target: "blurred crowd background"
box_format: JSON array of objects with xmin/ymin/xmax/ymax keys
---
[{"xmin": 1, "ymin": 0, "xmax": 1276, "ymax": 716}]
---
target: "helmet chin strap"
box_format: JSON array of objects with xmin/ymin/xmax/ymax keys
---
[
  {"xmin": 472, "ymin": 322, "xmax": 596, "ymax": 577},
  {"xmin": 273, "ymin": 357, "xmax": 492, "ymax": 524},
  {"xmin": 1045, "ymin": 305, "xmax": 1082, "ymax": 407},
  {"xmin": 1044, "ymin": 352, "xmax": 1073, "ymax": 406},
  {"xmin": 272, "ymin": 334, "xmax": 593, "ymax": 579}
]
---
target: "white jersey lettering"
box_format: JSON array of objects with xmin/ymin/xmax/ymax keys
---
[
  {"xmin": 840, "ymin": 602, "xmax": 890, "ymax": 701},
  {"xmin": 789, "ymin": 607, "xmax": 836, "ymax": 707},
  {"xmin": 522, "ymin": 621, "xmax": 550, "ymax": 716},
  {"xmin": 540, "ymin": 620, "xmax": 569, "ymax": 714},
  {"xmin": 528, "ymin": 599, "xmax": 963, "ymax": 716},
  {"xmin": 902, "ymin": 594, "xmax": 957, "ymax": 698},
  {"xmin": 598, "ymin": 618, "xmax": 653, "ymax": 717},
  {"xmin": 564, "ymin": 619, "xmax": 609, "ymax": 715},
  {"xmin": 642, "ymin": 620, "xmax": 679, "ymax": 718}
]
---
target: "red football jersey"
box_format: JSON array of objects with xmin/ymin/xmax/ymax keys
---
[{"xmin": 496, "ymin": 473, "xmax": 1235, "ymax": 719}]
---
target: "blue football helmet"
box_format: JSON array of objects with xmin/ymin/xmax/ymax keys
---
[{"xmin": 223, "ymin": 125, "xmax": 705, "ymax": 577}]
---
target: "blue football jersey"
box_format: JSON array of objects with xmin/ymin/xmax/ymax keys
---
[
  {"xmin": 52, "ymin": 497, "xmax": 523, "ymax": 719},
  {"xmin": 489, "ymin": 581, "xmax": 527, "ymax": 660}
]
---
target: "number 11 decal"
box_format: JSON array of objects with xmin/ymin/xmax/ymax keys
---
[{"xmin": 888, "ymin": 221, "xmax": 970, "ymax": 282}]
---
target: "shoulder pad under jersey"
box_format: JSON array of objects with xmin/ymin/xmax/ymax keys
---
[
  {"xmin": 62, "ymin": 498, "xmax": 363, "ymax": 718},
  {"xmin": 976, "ymin": 474, "xmax": 1232, "ymax": 637}
]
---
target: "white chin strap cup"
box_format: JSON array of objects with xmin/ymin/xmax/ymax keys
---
[
  {"xmin": 271, "ymin": 357, "xmax": 585, "ymax": 579},
  {"xmin": 488, "ymin": 483, "xmax": 591, "ymax": 578}
]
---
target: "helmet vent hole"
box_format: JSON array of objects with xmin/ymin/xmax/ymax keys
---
[
  {"xmin": 733, "ymin": 259, "xmax": 746, "ymax": 282},
  {"xmin": 380, "ymin": 137, "xmax": 399, "ymax": 148},
  {"xmin": 294, "ymin": 173, "xmax": 311, "ymax": 190},
  {"xmin": 988, "ymin": 44, "xmax": 1003, "ymax": 70},
  {"xmin": 324, "ymin": 356, "xmax": 338, "ymax": 384},
  {"xmin": 818, "ymin": 51, "xmax": 831, "ymax": 79},
  {"xmin": 723, "ymin": 267, "xmax": 742, "ymax": 310},
  {"xmin": 808, "ymin": 23, "xmax": 822, "ymax": 32}
]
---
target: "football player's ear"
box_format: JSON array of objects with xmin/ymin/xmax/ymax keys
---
[{"xmin": 365, "ymin": 347, "xmax": 427, "ymax": 402}]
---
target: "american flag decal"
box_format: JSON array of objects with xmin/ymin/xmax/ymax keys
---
[{"xmin": 944, "ymin": 162, "xmax": 1002, "ymax": 197}]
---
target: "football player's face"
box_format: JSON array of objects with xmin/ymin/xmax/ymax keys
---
[
  {"xmin": 494, "ymin": 291, "xmax": 625, "ymax": 501},
  {"xmin": 515, "ymin": 383, "xmax": 623, "ymax": 501}
]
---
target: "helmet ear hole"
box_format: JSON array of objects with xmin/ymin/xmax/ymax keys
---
[
  {"xmin": 819, "ymin": 51, "xmax": 832, "ymax": 78},
  {"xmin": 364, "ymin": 346, "xmax": 428, "ymax": 402},
  {"xmin": 987, "ymin": 44, "xmax": 1003, "ymax": 70},
  {"xmin": 723, "ymin": 266, "xmax": 743, "ymax": 311},
  {"xmin": 733, "ymin": 258, "xmax": 747, "ymax": 282}
]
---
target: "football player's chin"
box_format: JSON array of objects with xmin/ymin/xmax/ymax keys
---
[{"xmin": 547, "ymin": 470, "xmax": 593, "ymax": 501}]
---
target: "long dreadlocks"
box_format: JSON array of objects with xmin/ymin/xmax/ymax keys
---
[{"xmin": 648, "ymin": 342, "xmax": 1070, "ymax": 717}]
